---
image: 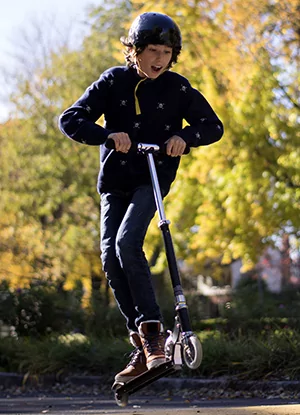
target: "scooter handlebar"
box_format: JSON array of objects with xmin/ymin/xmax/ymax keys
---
[{"xmin": 105, "ymin": 138, "xmax": 190, "ymax": 155}]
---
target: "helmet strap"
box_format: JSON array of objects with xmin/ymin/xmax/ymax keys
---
[
  {"xmin": 132, "ymin": 47, "xmax": 150, "ymax": 78},
  {"xmin": 135, "ymin": 59, "xmax": 150, "ymax": 79}
]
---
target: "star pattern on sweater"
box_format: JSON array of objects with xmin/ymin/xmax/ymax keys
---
[
  {"xmin": 120, "ymin": 100, "xmax": 128, "ymax": 106},
  {"xmin": 157, "ymin": 102, "xmax": 165, "ymax": 110},
  {"xmin": 180, "ymin": 85, "xmax": 188, "ymax": 93},
  {"xmin": 133, "ymin": 122, "xmax": 141, "ymax": 129},
  {"xmin": 108, "ymin": 80, "xmax": 114, "ymax": 86},
  {"xmin": 195, "ymin": 132, "xmax": 201, "ymax": 139},
  {"xmin": 120, "ymin": 160, "xmax": 127, "ymax": 166},
  {"xmin": 165, "ymin": 125, "xmax": 171, "ymax": 131}
]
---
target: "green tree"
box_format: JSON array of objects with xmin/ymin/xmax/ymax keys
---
[
  {"xmin": 1, "ymin": 0, "xmax": 299, "ymax": 297},
  {"xmin": 0, "ymin": 1, "xmax": 132, "ymax": 298},
  {"xmin": 134, "ymin": 0, "xmax": 299, "ymax": 276}
]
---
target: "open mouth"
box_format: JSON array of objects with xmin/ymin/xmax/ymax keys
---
[{"xmin": 151, "ymin": 65, "xmax": 163, "ymax": 73}]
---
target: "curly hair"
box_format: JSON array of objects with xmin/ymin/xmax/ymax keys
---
[
  {"xmin": 120, "ymin": 36, "xmax": 147, "ymax": 68},
  {"xmin": 120, "ymin": 36, "xmax": 180, "ymax": 69}
]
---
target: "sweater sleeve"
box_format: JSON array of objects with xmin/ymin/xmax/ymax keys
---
[
  {"xmin": 58, "ymin": 71, "xmax": 113, "ymax": 146},
  {"xmin": 176, "ymin": 80, "xmax": 224, "ymax": 147}
]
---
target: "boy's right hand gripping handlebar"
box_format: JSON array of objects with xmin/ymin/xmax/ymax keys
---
[{"xmin": 105, "ymin": 138, "xmax": 190, "ymax": 155}]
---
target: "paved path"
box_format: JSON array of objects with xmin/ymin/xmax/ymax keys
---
[{"xmin": 0, "ymin": 395, "xmax": 299, "ymax": 415}]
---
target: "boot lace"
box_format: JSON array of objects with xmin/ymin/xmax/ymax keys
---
[
  {"xmin": 125, "ymin": 347, "xmax": 143, "ymax": 368},
  {"xmin": 143, "ymin": 333, "xmax": 165, "ymax": 354}
]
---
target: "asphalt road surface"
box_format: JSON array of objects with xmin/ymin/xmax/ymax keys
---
[{"xmin": 0, "ymin": 395, "xmax": 300, "ymax": 415}]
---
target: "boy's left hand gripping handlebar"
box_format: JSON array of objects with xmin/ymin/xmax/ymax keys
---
[{"xmin": 105, "ymin": 138, "xmax": 190, "ymax": 155}]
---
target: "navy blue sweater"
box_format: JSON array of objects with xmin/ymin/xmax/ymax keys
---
[{"xmin": 58, "ymin": 66, "xmax": 223, "ymax": 194}]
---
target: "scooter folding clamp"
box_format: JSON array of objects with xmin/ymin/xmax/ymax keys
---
[{"xmin": 158, "ymin": 219, "xmax": 171, "ymax": 228}]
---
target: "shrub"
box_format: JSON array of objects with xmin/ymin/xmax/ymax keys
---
[
  {"xmin": 1, "ymin": 328, "xmax": 300, "ymax": 381},
  {"xmin": 0, "ymin": 279, "xmax": 85, "ymax": 337}
]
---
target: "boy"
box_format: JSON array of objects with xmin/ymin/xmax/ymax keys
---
[{"xmin": 58, "ymin": 12, "xmax": 223, "ymax": 384}]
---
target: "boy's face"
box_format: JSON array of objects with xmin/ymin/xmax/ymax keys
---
[{"xmin": 135, "ymin": 44, "xmax": 173, "ymax": 79}]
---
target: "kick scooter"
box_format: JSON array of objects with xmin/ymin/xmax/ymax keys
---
[{"xmin": 106, "ymin": 141, "xmax": 203, "ymax": 407}]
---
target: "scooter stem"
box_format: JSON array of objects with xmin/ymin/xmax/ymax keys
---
[
  {"xmin": 147, "ymin": 153, "xmax": 167, "ymax": 222},
  {"xmin": 147, "ymin": 153, "xmax": 192, "ymax": 333}
]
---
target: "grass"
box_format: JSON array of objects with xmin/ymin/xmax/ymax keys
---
[
  {"xmin": 0, "ymin": 333, "xmax": 131, "ymax": 376},
  {"xmin": 194, "ymin": 328, "xmax": 300, "ymax": 380},
  {"xmin": 1, "ymin": 328, "xmax": 300, "ymax": 381}
]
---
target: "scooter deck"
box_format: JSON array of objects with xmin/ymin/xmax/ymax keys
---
[{"xmin": 113, "ymin": 359, "xmax": 178, "ymax": 397}]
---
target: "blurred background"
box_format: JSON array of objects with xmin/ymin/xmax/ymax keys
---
[{"xmin": 0, "ymin": 0, "xmax": 299, "ymax": 380}]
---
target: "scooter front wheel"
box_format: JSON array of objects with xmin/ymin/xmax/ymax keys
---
[{"xmin": 182, "ymin": 334, "xmax": 203, "ymax": 369}]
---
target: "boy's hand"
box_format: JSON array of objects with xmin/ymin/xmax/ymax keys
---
[
  {"xmin": 165, "ymin": 135, "xmax": 186, "ymax": 157},
  {"xmin": 108, "ymin": 132, "xmax": 131, "ymax": 153}
]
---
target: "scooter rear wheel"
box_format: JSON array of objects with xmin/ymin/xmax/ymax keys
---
[
  {"xmin": 183, "ymin": 334, "xmax": 203, "ymax": 369},
  {"xmin": 112, "ymin": 382, "xmax": 128, "ymax": 407},
  {"xmin": 114, "ymin": 389, "xmax": 128, "ymax": 407}
]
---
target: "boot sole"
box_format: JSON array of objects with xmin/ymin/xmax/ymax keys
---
[
  {"xmin": 147, "ymin": 357, "xmax": 166, "ymax": 370},
  {"xmin": 114, "ymin": 370, "xmax": 148, "ymax": 383}
]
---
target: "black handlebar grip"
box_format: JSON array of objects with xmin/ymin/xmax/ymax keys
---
[{"xmin": 105, "ymin": 138, "xmax": 116, "ymax": 149}]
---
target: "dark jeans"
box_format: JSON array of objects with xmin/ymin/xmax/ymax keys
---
[{"xmin": 100, "ymin": 185, "xmax": 163, "ymax": 332}]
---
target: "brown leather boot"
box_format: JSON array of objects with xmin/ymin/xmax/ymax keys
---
[
  {"xmin": 138, "ymin": 321, "xmax": 166, "ymax": 370},
  {"xmin": 114, "ymin": 332, "xmax": 148, "ymax": 383}
]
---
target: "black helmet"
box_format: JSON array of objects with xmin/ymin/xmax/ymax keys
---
[{"xmin": 127, "ymin": 12, "xmax": 182, "ymax": 63}]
